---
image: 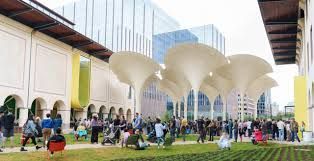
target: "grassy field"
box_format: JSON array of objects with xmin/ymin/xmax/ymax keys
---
[
  {"xmin": 0, "ymin": 143, "xmax": 294, "ymax": 161},
  {"xmin": 1, "ymin": 133, "xmax": 207, "ymax": 148}
]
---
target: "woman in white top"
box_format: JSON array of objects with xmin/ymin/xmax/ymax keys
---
[{"xmin": 154, "ymin": 118, "xmax": 166, "ymax": 149}]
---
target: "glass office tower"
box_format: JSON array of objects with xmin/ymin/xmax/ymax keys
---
[
  {"xmin": 55, "ymin": 0, "xmax": 179, "ymax": 57},
  {"xmin": 152, "ymin": 24, "xmax": 226, "ymax": 120},
  {"xmin": 57, "ymin": 0, "xmax": 180, "ymax": 118}
]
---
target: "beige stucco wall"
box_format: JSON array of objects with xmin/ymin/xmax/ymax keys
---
[{"xmin": 0, "ymin": 14, "xmax": 134, "ymax": 130}]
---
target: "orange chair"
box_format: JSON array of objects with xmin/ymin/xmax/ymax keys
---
[{"xmin": 47, "ymin": 141, "xmax": 66, "ymax": 159}]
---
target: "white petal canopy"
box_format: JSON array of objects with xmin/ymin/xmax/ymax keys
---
[
  {"xmin": 200, "ymin": 83, "xmax": 219, "ymax": 119},
  {"xmin": 165, "ymin": 43, "xmax": 227, "ymax": 119},
  {"xmin": 202, "ymin": 74, "xmax": 234, "ymax": 120},
  {"xmin": 216, "ymin": 54, "xmax": 273, "ymax": 120},
  {"xmin": 246, "ymin": 75, "xmax": 278, "ymax": 118},
  {"xmin": 109, "ymin": 52, "xmax": 161, "ymax": 114},
  {"xmin": 160, "ymin": 68, "xmax": 191, "ymax": 118},
  {"xmin": 157, "ymin": 78, "xmax": 183, "ymax": 117}
]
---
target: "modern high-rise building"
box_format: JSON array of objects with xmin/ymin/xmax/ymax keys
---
[
  {"xmin": 257, "ymin": 90, "xmax": 272, "ymax": 117},
  {"xmin": 237, "ymin": 94, "xmax": 255, "ymax": 119}
]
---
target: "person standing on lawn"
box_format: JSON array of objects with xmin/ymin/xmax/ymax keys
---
[
  {"xmin": 134, "ymin": 113, "xmax": 143, "ymax": 133},
  {"xmin": 146, "ymin": 116, "xmax": 153, "ymax": 135},
  {"xmin": 42, "ymin": 113, "xmax": 54, "ymax": 148},
  {"xmin": 277, "ymin": 119, "xmax": 285, "ymax": 142},
  {"xmin": 21, "ymin": 115, "xmax": 42, "ymax": 151},
  {"xmin": 228, "ymin": 119, "xmax": 233, "ymax": 139},
  {"xmin": 170, "ymin": 116, "xmax": 176, "ymax": 142},
  {"xmin": 196, "ymin": 116, "xmax": 205, "ymax": 143},
  {"xmin": 272, "ymin": 120, "xmax": 279, "ymax": 140},
  {"xmin": 238, "ymin": 121, "xmax": 245, "ymax": 142},
  {"xmin": 34, "ymin": 117, "xmax": 43, "ymax": 143},
  {"xmin": 113, "ymin": 115, "xmax": 121, "ymax": 143},
  {"xmin": 233, "ymin": 120, "xmax": 238, "ymax": 142},
  {"xmin": 246, "ymin": 119, "xmax": 252, "ymax": 137},
  {"xmin": 261, "ymin": 119, "xmax": 268, "ymax": 142},
  {"xmin": 176, "ymin": 117, "xmax": 181, "ymax": 138},
  {"xmin": 1, "ymin": 109, "xmax": 15, "ymax": 148},
  {"xmin": 208, "ymin": 120, "xmax": 215, "ymax": 142},
  {"xmin": 181, "ymin": 116, "xmax": 188, "ymax": 142},
  {"xmin": 91, "ymin": 115, "xmax": 99, "ymax": 144},
  {"xmin": 53, "ymin": 114, "xmax": 62, "ymax": 133},
  {"xmin": 155, "ymin": 118, "xmax": 166, "ymax": 149},
  {"xmin": 290, "ymin": 118, "xmax": 300, "ymax": 142}
]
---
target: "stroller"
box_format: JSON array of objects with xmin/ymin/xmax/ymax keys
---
[
  {"xmin": 102, "ymin": 127, "xmax": 119, "ymax": 145},
  {"xmin": 147, "ymin": 129, "xmax": 157, "ymax": 143}
]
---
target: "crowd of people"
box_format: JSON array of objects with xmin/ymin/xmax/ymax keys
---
[
  {"xmin": 0, "ymin": 109, "xmax": 65, "ymax": 155},
  {"xmin": 0, "ymin": 106, "xmax": 306, "ymax": 153}
]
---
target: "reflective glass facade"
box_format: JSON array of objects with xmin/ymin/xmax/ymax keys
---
[
  {"xmin": 153, "ymin": 24, "xmax": 225, "ymax": 64},
  {"xmin": 56, "ymin": 0, "xmax": 179, "ymax": 57}
]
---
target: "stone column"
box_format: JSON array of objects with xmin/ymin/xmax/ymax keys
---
[
  {"xmin": 18, "ymin": 107, "xmax": 29, "ymax": 127},
  {"xmin": 58, "ymin": 109, "xmax": 71, "ymax": 130}
]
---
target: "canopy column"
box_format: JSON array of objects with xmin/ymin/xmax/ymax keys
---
[
  {"xmin": 177, "ymin": 100, "xmax": 181, "ymax": 117},
  {"xmin": 194, "ymin": 89, "xmax": 199, "ymax": 120},
  {"xmin": 240, "ymin": 93, "xmax": 245, "ymax": 121}
]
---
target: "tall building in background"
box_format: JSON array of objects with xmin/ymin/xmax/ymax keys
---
[
  {"xmin": 272, "ymin": 102, "xmax": 279, "ymax": 117},
  {"xmin": 57, "ymin": 0, "xmax": 180, "ymax": 118},
  {"xmin": 257, "ymin": 90, "xmax": 272, "ymax": 117},
  {"xmin": 237, "ymin": 94, "xmax": 255, "ymax": 119}
]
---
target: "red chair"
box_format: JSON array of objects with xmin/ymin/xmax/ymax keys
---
[
  {"xmin": 254, "ymin": 131, "xmax": 267, "ymax": 144},
  {"xmin": 47, "ymin": 141, "xmax": 66, "ymax": 159}
]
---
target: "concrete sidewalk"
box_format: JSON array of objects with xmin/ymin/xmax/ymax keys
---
[{"xmin": 0, "ymin": 140, "xmax": 201, "ymax": 154}]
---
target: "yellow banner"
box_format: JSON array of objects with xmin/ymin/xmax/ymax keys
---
[{"xmin": 71, "ymin": 53, "xmax": 91, "ymax": 109}]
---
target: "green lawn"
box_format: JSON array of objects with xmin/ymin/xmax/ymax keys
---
[
  {"xmin": 0, "ymin": 143, "xmax": 293, "ymax": 161},
  {"xmin": 1, "ymin": 133, "xmax": 208, "ymax": 148}
]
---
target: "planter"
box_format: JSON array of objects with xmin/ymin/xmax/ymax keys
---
[{"xmin": 303, "ymin": 131, "xmax": 313, "ymax": 142}]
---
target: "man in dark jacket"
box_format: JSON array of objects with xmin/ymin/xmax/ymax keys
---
[
  {"xmin": 47, "ymin": 128, "xmax": 66, "ymax": 156},
  {"xmin": 197, "ymin": 117, "xmax": 205, "ymax": 143},
  {"xmin": 2, "ymin": 110, "xmax": 15, "ymax": 148}
]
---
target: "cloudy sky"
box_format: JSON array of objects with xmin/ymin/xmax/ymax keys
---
[{"xmin": 39, "ymin": 0, "xmax": 297, "ymax": 111}]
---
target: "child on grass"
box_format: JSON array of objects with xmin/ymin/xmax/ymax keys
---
[{"xmin": 218, "ymin": 132, "xmax": 231, "ymax": 150}]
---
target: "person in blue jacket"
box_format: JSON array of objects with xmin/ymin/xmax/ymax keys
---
[
  {"xmin": 42, "ymin": 113, "xmax": 54, "ymax": 147},
  {"xmin": 53, "ymin": 114, "xmax": 62, "ymax": 133}
]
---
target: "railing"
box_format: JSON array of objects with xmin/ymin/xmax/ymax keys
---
[{"xmin": 23, "ymin": 0, "xmax": 75, "ymax": 27}]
